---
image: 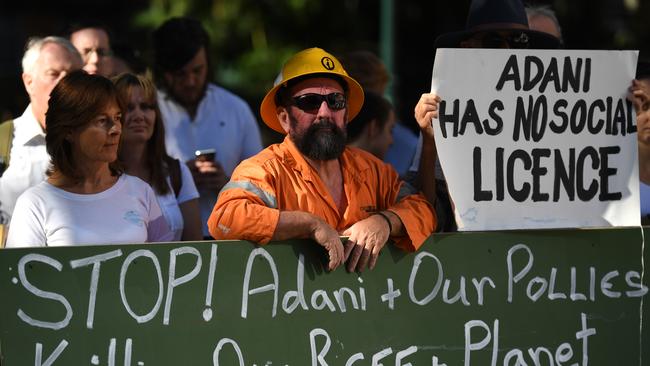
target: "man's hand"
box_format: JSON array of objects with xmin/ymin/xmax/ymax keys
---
[
  {"xmin": 187, "ymin": 159, "xmax": 229, "ymax": 193},
  {"xmin": 311, "ymin": 219, "xmax": 345, "ymax": 271},
  {"xmin": 630, "ymin": 79, "xmax": 650, "ymax": 115},
  {"xmin": 414, "ymin": 93, "xmax": 441, "ymax": 205},
  {"xmin": 341, "ymin": 214, "xmax": 391, "ymax": 273},
  {"xmin": 414, "ymin": 93, "xmax": 441, "ymax": 139},
  {"xmin": 273, "ymin": 212, "xmax": 345, "ymax": 271}
]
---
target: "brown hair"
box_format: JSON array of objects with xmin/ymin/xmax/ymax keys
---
[
  {"xmin": 45, "ymin": 70, "xmax": 123, "ymax": 180},
  {"xmin": 347, "ymin": 90, "xmax": 393, "ymax": 142},
  {"xmin": 112, "ymin": 72, "xmax": 175, "ymax": 195},
  {"xmin": 153, "ymin": 17, "xmax": 213, "ymax": 89},
  {"xmin": 339, "ymin": 50, "xmax": 389, "ymax": 94}
]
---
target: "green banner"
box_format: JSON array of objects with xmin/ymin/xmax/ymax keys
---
[{"xmin": 0, "ymin": 227, "xmax": 647, "ymax": 365}]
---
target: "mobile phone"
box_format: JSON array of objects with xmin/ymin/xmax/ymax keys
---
[{"xmin": 195, "ymin": 148, "xmax": 216, "ymax": 162}]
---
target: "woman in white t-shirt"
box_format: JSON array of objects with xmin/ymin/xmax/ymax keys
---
[
  {"xmin": 6, "ymin": 71, "xmax": 173, "ymax": 247},
  {"xmin": 113, "ymin": 73, "xmax": 201, "ymax": 241}
]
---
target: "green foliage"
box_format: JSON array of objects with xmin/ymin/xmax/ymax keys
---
[
  {"xmin": 132, "ymin": 0, "xmax": 189, "ymax": 28},
  {"xmin": 218, "ymin": 46, "xmax": 299, "ymax": 102},
  {"xmin": 129, "ymin": 0, "xmax": 375, "ymax": 106}
]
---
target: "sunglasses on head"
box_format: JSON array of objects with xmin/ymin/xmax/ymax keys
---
[
  {"xmin": 291, "ymin": 93, "xmax": 347, "ymax": 113},
  {"xmin": 477, "ymin": 31, "xmax": 530, "ymax": 49}
]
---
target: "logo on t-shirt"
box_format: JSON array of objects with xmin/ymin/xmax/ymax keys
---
[{"xmin": 124, "ymin": 210, "xmax": 144, "ymax": 227}]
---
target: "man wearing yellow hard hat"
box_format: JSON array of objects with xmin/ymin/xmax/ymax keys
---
[{"xmin": 208, "ymin": 48, "xmax": 436, "ymax": 272}]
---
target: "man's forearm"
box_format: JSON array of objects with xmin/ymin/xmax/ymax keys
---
[
  {"xmin": 377, "ymin": 210, "xmax": 405, "ymax": 237},
  {"xmin": 271, "ymin": 211, "xmax": 321, "ymax": 241}
]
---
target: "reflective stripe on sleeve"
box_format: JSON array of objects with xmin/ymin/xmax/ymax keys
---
[{"xmin": 218, "ymin": 181, "xmax": 278, "ymax": 208}]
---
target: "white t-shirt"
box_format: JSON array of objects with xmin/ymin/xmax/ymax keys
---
[
  {"xmin": 158, "ymin": 83, "xmax": 263, "ymax": 236},
  {"xmin": 6, "ymin": 174, "xmax": 173, "ymax": 247},
  {"xmin": 156, "ymin": 162, "xmax": 199, "ymax": 241}
]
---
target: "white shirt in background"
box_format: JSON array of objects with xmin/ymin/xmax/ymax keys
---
[
  {"xmin": 156, "ymin": 162, "xmax": 199, "ymax": 241},
  {"xmin": 158, "ymin": 83, "xmax": 263, "ymax": 236},
  {"xmin": 0, "ymin": 105, "xmax": 50, "ymax": 223}
]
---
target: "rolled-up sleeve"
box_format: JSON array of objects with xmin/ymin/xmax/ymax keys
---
[
  {"xmin": 382, "ymin": 166, "xmax": 436, "ymax": 251},
  {"xmin": 208, "ymin": 160, "xmax": 280, "ymax": 244}
]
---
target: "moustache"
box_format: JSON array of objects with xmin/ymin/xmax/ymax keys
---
[{"xmin": 307, "ymin": 119, "xmax": 340, "ymax": 133}]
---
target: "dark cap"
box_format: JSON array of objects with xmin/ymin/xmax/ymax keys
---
[
  {"xmin": 434, "ymin": 0, "xmax": 560, "ymax": 49},
  {"xmin": 153, "ymin": 17, "xmax": 209, "ymax": 73}
]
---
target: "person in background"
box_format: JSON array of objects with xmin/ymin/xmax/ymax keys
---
[
  {"xmin": 411, "ymin": 0, "xmax": 560, "ymax": 232},
  {"xmin": 340, "ymin": 50, "xmax": 389, "ymax": 94},
  {"xmin": 6, "ymin": 71, "xmax": 172, "ymax": 247},
  {"xmin": 347, "ymin": 90, "xmax": 396, "ymax": 160},
  {"xmin": 110, "ymin": 42, "xmax": 147, "ymax": 76},
  {"xmin": 114, "ymin": 73, "xmax": 202, "ymax": 241},
  {"xmin": 340, "ymin": 50, "xmax": 418, "ymax": 176},
  {"xmin": 631, "ymin": 60, "xmax": 650, "ymax": 223},
  {"xmin": 525, "ymin": 4, "xmax": 563, "ymax": 44},
  {"xmin": 152, "ymin": 17, "xmax": 263, "ymax": 238},
  {"xmin": 0, "ymin": 36, "xmax": 82, "ymax": 224},
  {"xmin": 208, "ymin": 48, "xmax": 435, "ymax": 272},
  {"xmin": 68, "ymin": 21, "xmax": 114, "ymax": 77}
]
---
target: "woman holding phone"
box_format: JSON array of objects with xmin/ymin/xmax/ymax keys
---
[{"xmin": 113, "ymin": 73, "xmax": 202, "ymax": 241}]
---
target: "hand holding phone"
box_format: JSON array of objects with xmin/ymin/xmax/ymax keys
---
[
  {"xmin": 195, "ymin": 148, "xmax": 216, "ymax": 162},
  {"xmin": 191, "ymin": 148, "xmax": 227, "ymax": 192}
]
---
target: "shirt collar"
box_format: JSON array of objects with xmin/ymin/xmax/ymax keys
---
[
  {"xmin": 282, "ymin": 135, "xmax": 315, "ymax": 182},
  {"xmin": 158, "ymin": 84, "xmax": 211, "ymax": 115},
  {"xmin": 281, "ymin": 135, "xmax": 371, "ymax": 184},
  {"xmin": 14, "ymin": 104, "xmax": 46, "ymax": 146},
  {"xmin": 339, "ymin": 146, "xmax": 372, "ymax": 184}
]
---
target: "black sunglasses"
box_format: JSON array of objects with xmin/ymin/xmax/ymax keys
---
[
  {"xmin": 478, "ymin": 31, "xmax": 530, "ymax": 49},
  {"xmin": 291, "ymin": 93, "xmax": 347, "ymax": 113}
]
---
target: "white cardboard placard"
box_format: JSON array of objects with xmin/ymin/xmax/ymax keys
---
[{"xmin": 430, "ymin": 49, "xmax": 639, "ymax": 230}]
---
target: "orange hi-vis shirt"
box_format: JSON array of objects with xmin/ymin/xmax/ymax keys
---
[{"xmin": 208, "ymin": 136, "xmax": 436, "ymax": 251}]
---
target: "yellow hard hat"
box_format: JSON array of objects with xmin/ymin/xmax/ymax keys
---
[{"xmin": 260, "ymin": 47, "xmax": 365, "ymax": 134}]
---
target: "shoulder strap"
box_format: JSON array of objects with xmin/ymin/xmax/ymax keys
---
[
  {"xmin": 0, "ymin": 119, "xmax": 14, "ymax": 174},
  {"xmin": 169, "ymin": 158, "xmax": 182, "ymax": 198}
]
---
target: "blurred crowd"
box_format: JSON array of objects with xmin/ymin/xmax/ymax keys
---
[{"xmin": 0, "ymin": 0, "xmax": 647, "ymax": 272}]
